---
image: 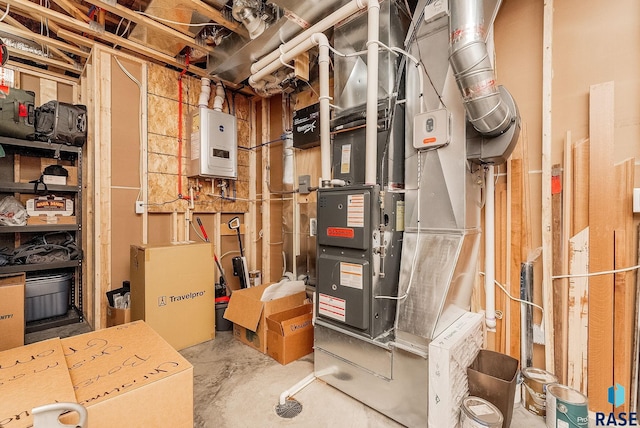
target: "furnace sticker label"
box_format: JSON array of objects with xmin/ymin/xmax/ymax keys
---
[
  {"xmin": 347, "ymin": 194, "xmax": 365, "ymax": 227},
  {"xmin": 340, "ymin": 262, "xmax": 363, "ymax": 289},
  {"xmin": 318, "ymin": 293, "xmax": 346, "ymax": 322},
  {"xmin": 340, "ymin": 144, "xmax": 351, "ymax": 174},
  {"xmin": 396, "ymin": 201, "xmax": 405, "ymax": 232}
]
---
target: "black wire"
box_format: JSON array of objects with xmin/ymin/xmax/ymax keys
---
[{"xmin": 238, "ymin": 135, "xmax": 287, "ymax": 151}]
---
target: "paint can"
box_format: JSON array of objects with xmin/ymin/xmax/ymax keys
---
[
  {"xmin": 249, "ymin": 270, "xmax": 261, "ymax": 287},
  {"xmin": 522, "ymin": 367, "xmax": 558, "ymax": 417},
  {"xmin": 460, "ymin": 396, "xmax": 504, "ymax": 428},
  {"xmin": 545, "ymin": 383, "xmax": 589, "ymax": 428}
]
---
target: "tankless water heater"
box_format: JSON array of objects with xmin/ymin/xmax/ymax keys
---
[{"xmin": 187, "ymin": 106, "xmax": 237, "ymax": 179}]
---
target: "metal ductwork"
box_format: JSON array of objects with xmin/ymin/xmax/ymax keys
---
[
  {"xmin": 449, "ymin": 0, "xmax": 520, "ymax": 164},
  {"xmin": 232, "ymin": 0, "xmax": 267, "ymax": 40}
]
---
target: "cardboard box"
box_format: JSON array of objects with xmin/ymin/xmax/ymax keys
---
[
  {"xmin": 61, "ymin": 321, "xmax": 194, "ymax": 427},
  {"xmin": 106, "ymin": 305, "xmax": 131, "ymax": 327},
  {"xmin": 224, "ymin": 283, "xmax": 307, "ymax": 354},
  {"xmin": 428, "ymin": 311, "xmax": 483, "ymax": 428},
  {"xmin": 0, "ymin": 338, "xmax": 77, "ymax": 428},
  {"xmin": 0, "ymin": 273, "xmax": 25, "ymax": 351},
  {"xmin": 266, "ymin": 303, "xmax": 314, "ymax": 365},
  {"xmin": 130, "ymin": 242, "xmax": 215, "ymax": 350}
]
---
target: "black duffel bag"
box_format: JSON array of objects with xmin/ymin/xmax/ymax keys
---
[{"xmin": 35, "ymin": 100, "xmax": 87, "ymax": 146}]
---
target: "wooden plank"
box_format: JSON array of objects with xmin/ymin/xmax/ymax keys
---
[
  {"xmin": 294, "ymin": 51, "xmax": 310, "ymax": 82},
  {"xmin": 631, "ymin": 225, "xmax": 640, "ymax": 413},
  {"xmin": 614, "ymin": 230, "xmax": 631, "ymax": 413},
  {"xmin": 508, "ymin": 158, "xmax": 522, "ymax": 362},
  {"xmin": 613, "ymin": 158, "xmax": 635, "ymax": 414},
  {"xmin": 588, "ymin": 81, "xmax": 615, "ymax": 413},
  {"xmin": 261, "ymin": 100, "xmax": 271, "ymax": 281},
  {"xmin": 572, "ymin": 138, "xmax": 589, "ymax": 236},
  {"xmin": 6, "ymin": 47, "xmax": 81, "ymax": 74},
  {"xmin": 567, "ymin": 227, "xmax": 589, "ymax": 394},
  {"xmin": 551, "ymin": 163, "xmax": 566, "ymax": 382},
  {"xmin": 541, "ymin": 0, "xmax": 555, "ymax": 373},
  {"xmin": 50, "ymin": 0, "xmax": 91, "ymax": 23},
  {"xmin": 560, "ymin": 131, "xmax": 573, "ymax": 384}
]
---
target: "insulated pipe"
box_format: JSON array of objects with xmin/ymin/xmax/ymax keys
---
[
  {"xmin": 364, "ymin": 0, "xmax": 380, "ymax": 185},
  {"xmin": 484, "ymin": 166, "xmax": 496, "ymax": 330},
  {"xmin": 449, "ymin": 0, "xmax": 512, "ymax": 136},
  {"xmin": 213, "ymin": 82, "xmax": 225, "ymax": 112},
  {"xmin": 198, "ymin": 78, "xmax": 211, "ymax": 108},
  {"xmin": 250, "ymin": 0, "xmax": 367, "ymax": 75}
]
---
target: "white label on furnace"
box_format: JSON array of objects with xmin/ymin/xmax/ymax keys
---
[
  {"xmin": 347, "ymin": 194, "xmax": 365, "ymax": 227},
  {"xmin": 396, "ymin": 201, "xmax": 405, "ymax": 232},
  {"xmin": 340, "ymin": 262, "xmax": 363, "ymax": 289},
  {"xmin": 319, "ymin": 293, "xmax": 346, "ymax": 322},
  {"xmin": 340, "ymin": 144, "xmax": 351, "ymax": 174}
]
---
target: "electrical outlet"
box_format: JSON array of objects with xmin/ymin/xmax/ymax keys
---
[{"xmin": 135, "ymin": 201, "xmax": 144, "ymax": 214}]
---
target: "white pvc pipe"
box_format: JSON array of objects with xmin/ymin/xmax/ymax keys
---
[
  {"xmin": 198, "ymin": 78, "xmax": 211, "ymax": 108},
  {"xmin": 316, "ymin": 34, "xmax": 331, "ymax": 184},
  {"xmin": 279, "ymin": 373, "xmax": 316, "ymax": 405},
  {"xmin": 212, "ymin": 82, "xmax": 225, "ymax": 112},
  {"xmin": 484, "ymin": 166, "xmax": 496, "ymax": 330},
  {"xmin": 250, "ymin": 0, "xmax": 367, "ymax": 75},
  {"xmin": 364, "ymin": 0, "xmax": 380, "ymax": 185}
]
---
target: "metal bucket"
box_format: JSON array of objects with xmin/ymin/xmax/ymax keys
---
[
  {"xmin": 545, "ymin": 383, "xmax": 589, "ymax": 428},
  {"xmin": 461, "ymin": 396, "xmax": 504, "ymax": 428},
  {"xmin": 522, "ymin": 367, "xmax": 558, "ymax": 417}
]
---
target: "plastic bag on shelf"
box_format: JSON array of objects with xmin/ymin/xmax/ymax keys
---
[{"xmin": 0, "ymin": 196, "xmax": 27, "ymax": 226}]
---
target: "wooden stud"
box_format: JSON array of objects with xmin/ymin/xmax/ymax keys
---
[
  {"xmin": 6, "ymin": 47, "xmax": 81, "ymax": 74},
  {"xmin": 50, "ymin": 0, "xmax": 91, "ymax": 23},
  {"xmin": 567, "ymin": 227, "xmax": 589, "ymax": 394},
  {"xmin": 261, "ymin": 100, "xmax": 272, "ymax": 281},
  {"xmin": 631, "ymin": 225, "xmax": 640, "ymax": 413},
  {"xmin": 587, "ymin": 81, "xmax": 615, "ymax": 413}
]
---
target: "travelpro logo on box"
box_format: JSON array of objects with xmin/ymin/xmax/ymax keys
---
[
  {"xmin": 157, "ymin": 290, "xmax": 206, "ymax": 307},
  {"xmin": 0, "ymin": 313, "xmax": 14, "ymax": 320},
  {"xmin": 596, "ymin": 383, "xmax": 638, "ymax": 426}
]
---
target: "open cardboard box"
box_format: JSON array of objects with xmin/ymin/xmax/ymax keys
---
[
  {"xmin": 266, "ymin": 303, "xmax": 314, "ymax": 365},
  {"xmin": 223, "ymin": 283, "xmax": 307, "ymax": 354}
]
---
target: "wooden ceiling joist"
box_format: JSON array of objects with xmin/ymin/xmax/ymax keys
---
[
  {"xmin": 50, "ymin": 0, "xmax": 91, "ymax": 24},
  {"xmin": 2, "ymin": 15, "xmax": 79, "ymax": 65},
  {"xmin": 56, "ymin": 28, "xmax": 210, "ymax": 78},
  {"xmin": 6, "ymin": 46, "xmax": 81, "ymax": 74},
  {"xmin": 0, "ymin": 22, "xmax": 89, "ymax": 58},
  {"xmin": 80, "ymin": 0, "xmax": 216, "ymax": 55},
  {"xmin": 180, "ymin": 0, "xmax": 248, "ymax": 38}
]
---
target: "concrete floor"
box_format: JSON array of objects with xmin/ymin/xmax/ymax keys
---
[{"xmin": 27, "ymin": 321, "xmax": 550, "ymax": 427}]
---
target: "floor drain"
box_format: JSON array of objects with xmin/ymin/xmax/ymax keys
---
[{"xmin": 275, "ymin": 398, "xmax": 303, "ymax": 419}]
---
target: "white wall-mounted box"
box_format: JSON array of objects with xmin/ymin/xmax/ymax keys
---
[{"xmin": 187, "ymin": 106, "xmax": 237, "ymax": 179}]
